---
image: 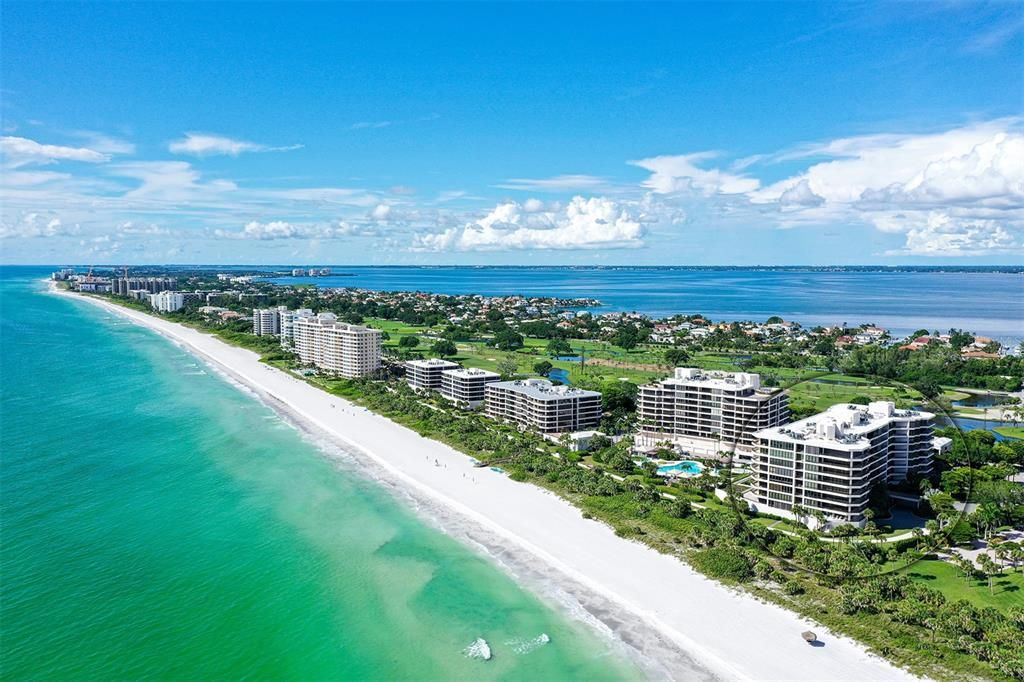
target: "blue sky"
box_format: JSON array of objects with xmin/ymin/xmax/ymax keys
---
[{"xmin": 2, "ymin": 1, "xmax": 1022, "ymax": 265}]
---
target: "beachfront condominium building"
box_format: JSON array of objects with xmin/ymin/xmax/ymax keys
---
[
  {"xmin": 252, "ymin": 306, "xmax": 290, "ymax": 336},
  {"xmin": 485, "ymin": 378, "xmax": 602, "ymax": 433},
  {"xmin": 636, "ymin": 368, "xmax": 789, "ymax": 459},
  {"xmin": 292, "ymin": 313, "xmax": 382, "ymax": 378},
  {"xmin": 440, "ymin": 367, "xmax": 501, "ymax": 409},
  {"xmin": 405, "ymin": 358, "xmax": 461, "ymax": 392},
  {"xmin": 149, "ymin": 291, "xmax": 185, "ymax": 313},
  {"xmin": 750, "ymin": 401, "xmax": 937, "ymax": 527},
  {"xmin": 112, "ymin": 277, "xmax": 177, "ymax": 296},
  {"xmin": 279, "ymin": 309, "xmax": 314, "ymax": 348}
]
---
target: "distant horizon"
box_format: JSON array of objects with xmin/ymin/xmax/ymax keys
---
[{"xmin": 10, "ymin": 263, "xmax": 1024, "ymax": 272}]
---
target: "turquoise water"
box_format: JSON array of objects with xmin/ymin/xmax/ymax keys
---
[
  {"xmin": 0, "ymin": 271, "xmax": 639, "ymax": 680},
  {"xmin": 656, "ymin": 461, "xmax": 703, "ymax": 477}
]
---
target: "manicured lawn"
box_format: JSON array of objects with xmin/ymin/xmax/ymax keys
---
[
  {"xmin": 994, "ymin": 426, "xmax": 1024, "ymax": 439},
  {"xmin": 787, "ymin": 380, "xmax": 921, "ymax": 413},
  {"xmin": 901, "ymin": 559, "xmax": 1024, "ymax": 612}
]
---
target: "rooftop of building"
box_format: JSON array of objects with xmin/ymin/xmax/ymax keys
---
[
  {"xmin": 755, "ymin": 401, "xmax": 934, "ymax": 449},
  {"xmin": 650, "ymin": 367, "xmax": 772, "ymax": 393},
  {"xmin": 442, "ymin": 367, "xmax": 500, "ymax": 379},
  {"xmin": 406, "ymin": 358, "xmax": 461, "ymax": 369},
  {"xmin": 488, "ymin": 378, "xmax": 601, "ymax": 401}
]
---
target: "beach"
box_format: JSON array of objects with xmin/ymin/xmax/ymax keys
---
[{"xmin": 57, "ymin": 285, "xmax": 919, "ymax": 682}]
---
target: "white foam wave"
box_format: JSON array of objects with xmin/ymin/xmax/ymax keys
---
[
  {"xmin": 462, "ymin": 637, "xmax": 492, "ymax": 661},
  {"xmin": 505, "ymin": 633, "xmax": 550, "ymax": 654}
]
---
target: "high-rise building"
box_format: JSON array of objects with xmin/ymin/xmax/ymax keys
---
[
  {"xmin": 485, "ymin": 378, "xmax": 602, "ymax": 433},
  {"xmin": 440, "ymin": 367, "xmax": 500, "ymax": 409},
  {"xmin": 112, "ymin": 277, "xmax": 177, "ymax": 296},
  {"xmin": 292, "ymin": 314, "xmax": 382, "ymax": 378},
  {"xmin": 279, "ymin": 309, "xmax": 314, "ymax": 348},
  {"xmin": 750, "ymin": 401, "xmax": 937, "ymax": 526},
  {"xmin": 149, "ymin": 291, "xmax": 185, "ymax": 313},
  {"xmin": 252, "ymin": 306, "xmax": 289, "ymax": 336},
  {"xmin": 636, "ymin": 368, "xmax": 789, "ymax": 459},
  {"xmin": 405, "ymin": 358, "xmax": 460, "ymax": 392}
]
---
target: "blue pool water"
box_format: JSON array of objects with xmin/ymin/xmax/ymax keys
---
[{"xmin": 656, "ymin": 461, "xmax": 704, "ymax": 476}]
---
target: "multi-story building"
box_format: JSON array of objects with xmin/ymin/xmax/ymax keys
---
[
  {"xmin": 750, "ymin": 401, "xmax": 937, "ymax": 527},
  {"xmin": 405, "ymin": 358, "xmax": 460, "ymax": 392},
  {"xmin": 636, "ymin": 368, "xmax": 789, "ymax": 460},
  {"xmin": 485, "ymin": 378, "xmax": 602, "ymax": 433},
  {"xmin": 279, "ymin": 308, "xmax": 314, "ymax": 348},
  {"xmin": 149, "ymin": 291, "xmax": 185, "ymax": 313},
  {"xmin": 440, "ymin": 367, "xmax": 500, "ymax": 409},
  {"xmin": 112, "ymin": 277, "xmax": 177, "ymax": 296},
  {"xmin": 252, "ymin": 306, "xmax": 289, "ymax": 336},
  {"xmin": 292, "ymin": 314, "xmax": 382, "ymax": 378}
]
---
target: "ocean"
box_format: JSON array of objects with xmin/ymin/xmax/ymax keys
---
[
  {"xmin": 0, "ymin": 269, "xmax": 640, "ymax": 680},
  {"xmin": 268, "ymin": 267, "xmax": 1024, "ymax": 346}
]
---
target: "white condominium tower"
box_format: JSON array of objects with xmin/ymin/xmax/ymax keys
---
[
  {"xmin": 485, "ymin": 378, "xmax": 602, "ymax": 433},
  {"xmin": 292, "ymin": 313, "xmax": 382, "ymax": 378},
  {"xmin": 636, "ymin": 368, "xmax": 789, "ymax": 458},
  {"xmin": 405, "ymin": 358, "xmax": 461, "ymax": 392},
  {"xmin": 149, "ymin": 291, "xmax": 185, "ymax": 313},
  {"xmin": 279, "ymin": 308, "xmax": 314, "ymax": 348},
  {"xmin": 440, "ymin": 367, "xmax": 500, "ymax": 409},
  {"xmin": 751, "ymin": 401, "xmax": 937, "ymax": 527},
  {"xmin": 252, "ymin": 306, "xmax": 289, "ymax": 336}
]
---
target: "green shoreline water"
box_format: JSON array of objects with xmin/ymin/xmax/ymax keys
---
[{"xmin": 0, "ymin": 272, "xmax": 640, "ymax": 680}]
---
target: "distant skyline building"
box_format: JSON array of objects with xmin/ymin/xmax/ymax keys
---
[
  {"xmin": 485, "ymin": 378, "xmax": 602, "ymax": 434},
  {"xmin": 751, "ymin": 401, "xmax": 939, "ymax": 526},
  {"xmin": 636, "ymin": 368, "xmax": 789, "ymax": 459},
  {"xmin": 112, "ymin": 277, "xmax": 177, "ymax": 296}
]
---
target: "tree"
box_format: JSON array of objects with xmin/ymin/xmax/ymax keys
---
[
  {"xmin": 611, "ymin": 325, "xmax": 641, "ymax": 350},
  {"xmin": 915, "ymin": 378, "xmax": 942, "ymax": 400},
  {"xmin": 398, "ymin": 335, "xmax": 420, "ymax": 348},
  {"xmin": 664, "ymin": 348, "xmax": 690, "ymax": 366},
  {"xmin": 492, "ymin": 328, "xmax": 524, "ymax": 351},
  {"xmin": 431, "ymin": 339, "xmax": 457, "ymax": 357},
  {"xmin": 533, "ymin": 360, "xmax": 553, "ymax": 377},
  {"xmin": 497, "ymin": 355, "xmax": 519, "ymax": 379},
  {"xmin": 547, "ymin": 338, "xmax": 572, "ymax": 356}
]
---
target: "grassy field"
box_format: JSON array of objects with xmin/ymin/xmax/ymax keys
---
[
  {"xmin": 994, "ymin": 426, "xmax": 1024, "ymax": 439},
  {"xmin": 902, "ymin": 559, "xmax": 1024, "ymax": 613}
]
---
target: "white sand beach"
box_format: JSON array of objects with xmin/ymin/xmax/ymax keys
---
[{"xmin": 57, "ymin": 286, "xmax": 919, "ymax": 682}]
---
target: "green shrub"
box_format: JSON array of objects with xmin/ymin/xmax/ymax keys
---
[{"xmin": 690, "ymin": 547, "xmax": 753, "ymax": 580}]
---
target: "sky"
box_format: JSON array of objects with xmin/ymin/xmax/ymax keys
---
[{"xmin": 1, "ymin": 1, "xmax": 1023, "ymax": 266}]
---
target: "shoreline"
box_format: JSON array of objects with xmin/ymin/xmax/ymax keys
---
[{"xmin": 54, "ymin": 284, "xmax": 918, "ymax": 682}]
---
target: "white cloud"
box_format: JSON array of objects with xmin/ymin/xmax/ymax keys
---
[
  {"xmin": 412, "ymin": 196, "xmax": 644, "ymax": 251},
  {"xmin": 168, "ymin": 132, "xmax": 302, "ymax": 157},
  {"xmin": 1, "ymin": 136, "xmax": 110, "ymax": 168},
  {"xmin": 629, "ymin": 152, "xmax": 760, "ymax": 195},
  {"xmin": 743, "ymin": 120, "xmax": 1024, "ymax": 255},
  {"xmin": 883, "ymin": 211, "xmax": 1021, "ymax": 257},
  {"xmin": 350, "ymin": 121, "xmax": 392, "ymax": 130},
  {"xmin": 0, "ymin": 212, "xmax": 78, "ymax": 239},
  {"xmin": 214, "ymin": 220, "xmax": 363, "ymax": 240},
  {"xmin": 109, "ymin": 161, "xmax": 237, "ymax": 199},
  {"xmin": 494, "ymin": 175, "xmax": 608, "ymax": 192}
]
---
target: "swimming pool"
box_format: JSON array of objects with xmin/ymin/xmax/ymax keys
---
[{"xmin": 656, "ymin": 460, "xmax": 704, "ymax": 477}]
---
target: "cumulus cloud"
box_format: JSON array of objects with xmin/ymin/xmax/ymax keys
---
[
  {"xmin": 412, "ymin": 196, "xmax": 644, "ymax": 251},
  {"xmin": 745, "ymin": 120, "xmax": 1024, "ymax": 255},
  {"xmin": 1, "ymin": 136, "xmax": 110, "ymax": 168},
  {"xmin": 629, "ymin": 152, "xmax": 760, "ymax": 195},
  {"xmin": 168, "ymin": 132, "xmax": 302, "ymax": 157},
  {"xmin": 0, "ymin": 213, "xmax": 78, "ymax": 239},
  {"xmin": 214, "ymin": 220, "xmax": 365, "ymax": 240}
]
